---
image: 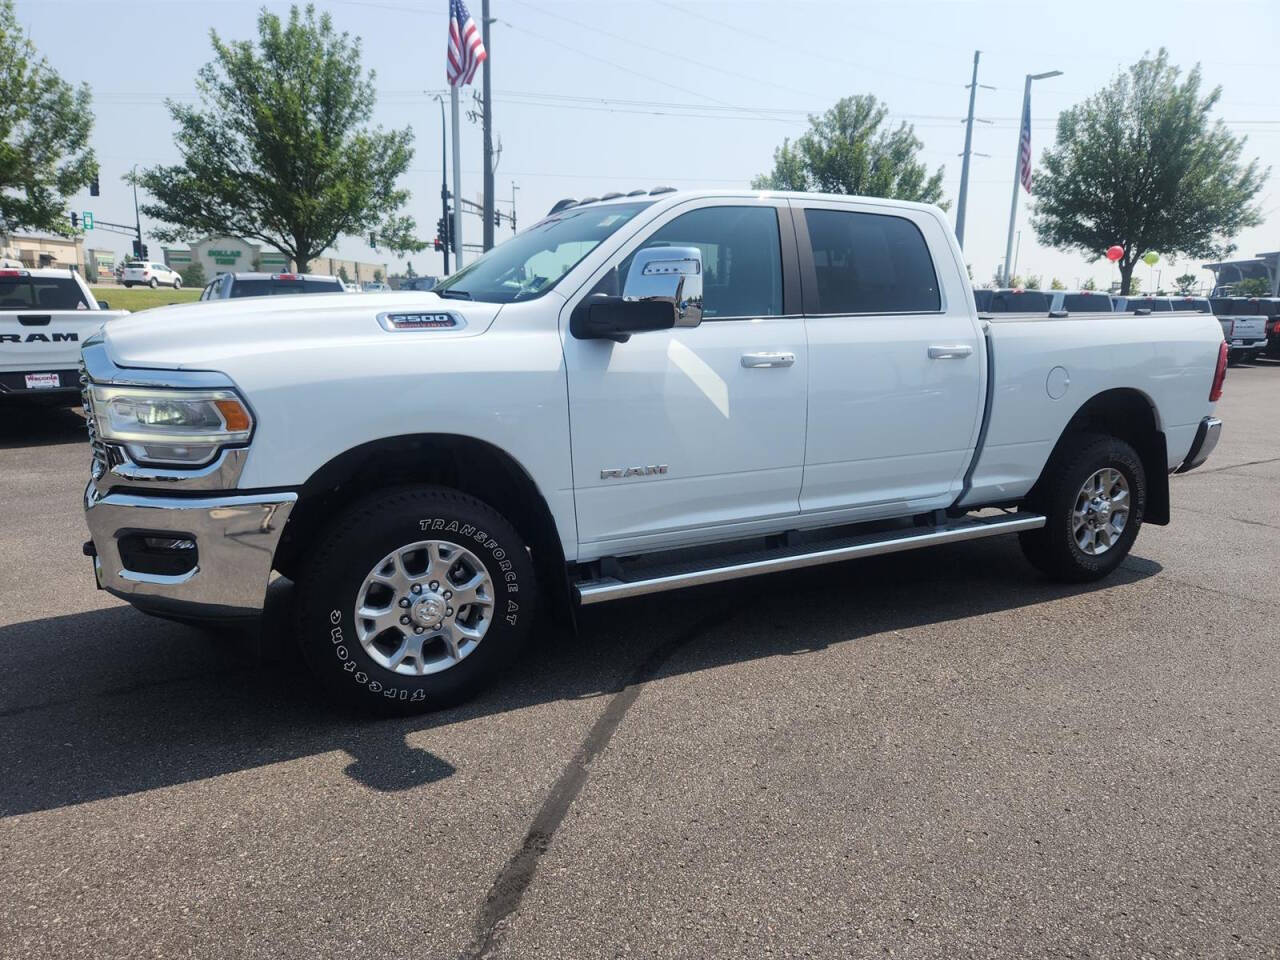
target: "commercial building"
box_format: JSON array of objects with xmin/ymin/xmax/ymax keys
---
[
  {"xmin": 162, "ymin": 236, "xmax": 386, "ymax": 283},
  {"xmin": 1202, "ymin": 251, "xmax": 1280, "ymax": 296},
  {"xmin": 0, "ymin": 233, "xmax": 84, "ymax": 270}
]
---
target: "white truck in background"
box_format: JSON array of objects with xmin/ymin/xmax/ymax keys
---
[
  {"xmin": 1, "ymin": 268, "xmax": 128, "ymax": 400},
  {"xmin": 79, "ymin": 189, "xmax": 1228, "ymax": 714}
]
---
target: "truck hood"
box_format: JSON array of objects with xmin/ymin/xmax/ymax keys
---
[{"xmin": 101, "ymin": 292, "xmax": 504, "ymax": 370}]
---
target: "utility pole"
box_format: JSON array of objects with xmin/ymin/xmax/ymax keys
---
[
  {"xmin": 955, "ymin": 50, "xmax": 983, "ymax": 249},
  {"xmin": 435, "ymin": 94, "xmax": 450, "ymax": 274},
  {"xmin": 1003, "ymin": 69, "xmax": 1062, "ymax": 285},
  {"xmin": 481, "ymin": 0, "xmax": 495, "ymax": 251},
  {"xmin": 510, "ymin": 180, "xmax": 518, "ymax": 234}
]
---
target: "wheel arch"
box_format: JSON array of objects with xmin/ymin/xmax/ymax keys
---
[
  {"xmin": 274, "ymin": 433, "xmax": 575, "ymax": 626},
  {"xmin": 1029, "ymin": 387, "xmax": 1170, "ymax": 525}
]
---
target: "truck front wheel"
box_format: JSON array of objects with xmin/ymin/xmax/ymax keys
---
[
  {"xmin": 1019, "ymin": 433, "xmax": 1146, "ymax": 582},
  {"xmin": 296, "ymin": 486, "xmax": 536, "ymax": 714}
]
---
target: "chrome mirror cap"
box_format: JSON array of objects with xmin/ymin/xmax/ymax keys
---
[{"xmin": 622, "ymin": 246, "xmax": 704, "ymax": 327}]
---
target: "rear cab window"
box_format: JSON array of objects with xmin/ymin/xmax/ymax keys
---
[
  {"xmin": 1061, "ymin": 293, "xmax": 1113, "ymax": 313},
  {"xmin": 801, "ymin": 208, "xmax": 940, "ymax": 314},
  {"xmin": 0, "ymin": 275, "xmax": 89, "ymax": 310}
]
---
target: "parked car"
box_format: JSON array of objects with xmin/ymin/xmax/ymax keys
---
[
  {"xmin": 80, "ymin": 190, "xmax": 1226, "ymax": 713},
  {"xmin": 361, "ymin": 281, "xmax": 390, "ymax": 292},
  {"xmin": 1170, "ymin": 296, "xmax": 1213, "ymax": 314},
  {"xmin": 122, "ymin": 261, "xmax": 182, "ymax": 289},
  {"xmin": 1, "ymin": 267, "xmax": 128, "ymax": 400},
  {"xmin": 343, "ymin": 282, "xmax": 361, "ymax": 293},
  {"xmin": 198, "ymin": 272, "xmax": 346, "ymax": 299},
  {"xmin": 1210, "ymin": 297, "xmax": 1269, "ymax": 362},
  {"xmin": 398, "ymin": 276, "xmax": 440, "ymax": 292}
]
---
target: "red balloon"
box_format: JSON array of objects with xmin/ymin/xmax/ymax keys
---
[{"xmin": 1105, "ymin": 245, "xmax": 1124, "ymax": 262}]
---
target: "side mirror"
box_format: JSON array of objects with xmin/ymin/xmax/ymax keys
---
[
  {"xmin": 622, "ymin": 246, "xmax": 703, "ymax": 327},
  {"xmin": 570, "ymin": 246, "xmax": 704, "ymax": 342},
  {"xmin": 97, "ymin": 300, "xmax": 110, "ymax": 310}
]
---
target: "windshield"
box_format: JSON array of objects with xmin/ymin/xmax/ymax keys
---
[
  {"xmin": 229, "ymin": 278, "xmax": 343, "ymax": 297},
  {"xmin": 435, "ymin": 201, "xmax": 654, "ymax": 303}
]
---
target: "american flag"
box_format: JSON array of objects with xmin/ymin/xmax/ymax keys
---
[
  {"xmin": 447, "ymin": 0, "xmax": 487, "ymax": 87},
  {"xmin": 1018, "ymin": 93, "xmax": 1033, "ymax": 193}
]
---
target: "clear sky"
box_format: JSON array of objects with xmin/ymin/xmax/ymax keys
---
[{"xmin": 16, "ymin": 0, "xmax": 1280, "ymax": 290}]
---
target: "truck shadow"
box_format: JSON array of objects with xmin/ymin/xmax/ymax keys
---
[
  {"xmin": 0, "ymin": 398, "xmax": 85, "ymax": 450},
  {"xmin": 0, "ymin": 538, "xmax": 1161, "ymax": 818}
]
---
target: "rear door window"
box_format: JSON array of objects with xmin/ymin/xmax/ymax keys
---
[{"xmin": 802, "ymin": 209, "xmax": 940, "ymax": 314}]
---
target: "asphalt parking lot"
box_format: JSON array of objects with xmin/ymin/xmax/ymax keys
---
[{"xmin": 2, "ymin": 361, "xmax": 1278, "ymax": 960}]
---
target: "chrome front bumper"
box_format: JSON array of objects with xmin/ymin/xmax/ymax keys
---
[
  {"xmin": 84, "ymin": 482, "xmax": 296, "ymax": 620},
  {"xmin": 1176, "ymin": 417, "xmax": 1222, "ymax": 474}
]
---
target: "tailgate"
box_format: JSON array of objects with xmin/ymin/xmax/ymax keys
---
[
  {"xmin": 1220, "ymin": 315, "xmax": 1266, "ymax": 343},
  {"xmin": 0, "ymin": 310, "xmax": 110, "ymax": 377}
]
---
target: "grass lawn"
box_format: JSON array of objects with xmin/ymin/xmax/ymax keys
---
[{"xmin": 91, "ymin": 285, "xmax": 202, "ymax": 313}]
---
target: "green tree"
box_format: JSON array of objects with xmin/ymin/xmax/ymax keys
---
[
  {"xmin": 1174, "ymin": 273, "xmax": 1198, "ymax": 294},
  {"xmin": 1234, "ymin": 277, "xmax": 1270, "ymax": 296},
  {"xmin": 180, "ymin": 261, "xmax": 207, "ymax": 287},
  {"xmin": 405, "ymin": 260, "xmax": 417, "ymax": 278},
  {"xmin": 1081, "ymin": 277, "xmax": 1098, "ymax": 291},
  {"xmin": 1049, "ymin": 277, "xmax": 1066, "ymax": 290},
  {"xmin": 373, "ymin": 267, "xmax": 383, "ymax": 283},
  {"xmin": 136, "ymin": 5, "xmax": 423, "ymax": 273},
  {"xmin": 337, "ymin": 265, "xmax": 350, "ymax": 284},
  {"xmin": 1033, "ymin": 49, "xmax": 1267, "ymax": 296},
  {"xmin": 1024, "ymin": 275, "xmax": 1042, "ymax": 290},
  {"xmin": 751, "ymin": 94, "xmax": 947, "ymax": 208},
  {"xmin": 1007, "ymin": 274, "xmax": 1024, "ymax": 289},
  {"xmin": 0, "ymin": 0, "xmax": 96, "ymax": 236}
]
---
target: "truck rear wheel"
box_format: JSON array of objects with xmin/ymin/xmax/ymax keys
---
[
  {"xmin": 296, "ymin": 486, "xmax": 536, "ymax": 714},
  {"xmin": 1019, "ymin": 433, "xmax": 1146, "ymax": 582}
]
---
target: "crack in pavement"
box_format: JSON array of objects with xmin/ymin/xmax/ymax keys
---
[
  {"xmin": 1173, "ymin": 455, "xmax": 1280, "ymax": 478},
  {"xmin": 462, "ymin": 603, "xmax": 738, "ymax": 960}
]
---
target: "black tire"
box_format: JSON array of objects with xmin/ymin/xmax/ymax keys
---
[
  {"xmin": 148, "ymin": 277, "xmax": 159, "ymax": 289},
  {"xmin": 296, "ymin": 486, "xmax": 536, "ymax": 714},
  {"xmin": 1019, "ymin": 432, "xmax": 1146, "ymax": 582},
  {"xmin": 173, "ymin": 278, "xmax": 182, "ymax": 290},
  {"xmin": 123, "ymin": 281, "xmax": 133, "ymax": 288}
]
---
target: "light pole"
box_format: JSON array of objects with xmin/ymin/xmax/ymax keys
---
[{"xmin": 1002, "ymin": 69, "xmax": 1061, "ymax": 285}]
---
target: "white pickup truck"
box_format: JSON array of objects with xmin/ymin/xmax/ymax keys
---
[
  {"xmin": 79, "ymin": 190, "xmax": 1227, "ymax": 713},
  {"xmin": 1, "ymin": 268, "xmax": 128, "ymax": 399}
]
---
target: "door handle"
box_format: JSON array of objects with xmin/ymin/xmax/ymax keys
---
[
  {"xmin": 928, "ymin": 344, "xmax": 973, "ymax": 359},
  {"xmin": 740, "ymin": 351, "xmax": 796, "ymax": 368}
]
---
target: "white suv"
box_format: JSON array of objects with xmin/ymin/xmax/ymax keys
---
[{"xmin": 122, "ymin": 261, "xmax": 182, "ymax": 289}]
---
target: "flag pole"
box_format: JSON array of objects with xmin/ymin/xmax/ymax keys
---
[
  {"xmin": 450, "ymin": 84, "xmax": 464, "ymax": 268},
  {"xmin": 1002, "ymin": 75, "xmax": 1031, "ymax": 287}
]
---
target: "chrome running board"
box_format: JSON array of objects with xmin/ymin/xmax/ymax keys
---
[{"xmin": 574, "ymin": 512, "xmax": 1045, "ymax": 605}]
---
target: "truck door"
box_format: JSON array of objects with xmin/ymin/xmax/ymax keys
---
[
  {"xmin": 794, "ymin": 202, "xmax": 984, "ymax": 519},
  {"xmin": 562, "ymin": 198, "xmax": 808, "ymax": 556}
]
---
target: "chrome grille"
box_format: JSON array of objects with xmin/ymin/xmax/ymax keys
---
[{"xmin": 79, "ymin": 360, "xmax": 107, "ymax": 481}]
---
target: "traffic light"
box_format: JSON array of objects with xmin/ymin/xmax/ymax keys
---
[
  {"xmin": 494, "ymin": 211, "xmax": 501, "ymax": 229},
  {"xmin": 70, "ymin": 212, "xmax": 79, "ymax": 228},
  {"xmin": 432, "ymin": 235, "xmax": 442, "ymax": 252},
  {"xmin": 89, "ymin": 174, "xmax": 100, "ymax": 197},
  {"xmin": 132, "ymin": 239, "xmax": 142, "ymax": 258}
]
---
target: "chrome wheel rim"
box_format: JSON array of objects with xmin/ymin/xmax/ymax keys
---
[
  {"xmin": 353, "ymin": 540, "xmax": 495, "ymax": 676},
  {"xmin": 1072, "ymin": 467, "xmax": 1130, "ymax": 556}
]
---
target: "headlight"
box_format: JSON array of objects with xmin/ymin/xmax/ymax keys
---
[{"xmin": 89, "ymin": 385, "xmax": 253, "ymax": 466}]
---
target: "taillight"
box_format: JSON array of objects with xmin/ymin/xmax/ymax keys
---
[{"xmin": 1209, "ymin": 340, "xmax": 1228, "ymax": 402}]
